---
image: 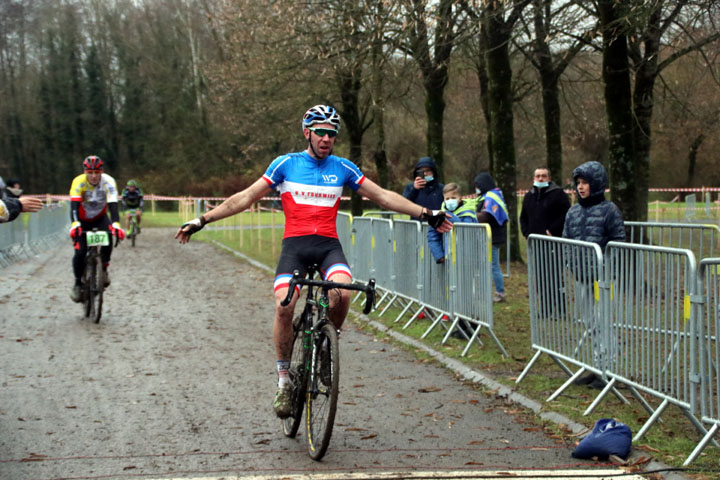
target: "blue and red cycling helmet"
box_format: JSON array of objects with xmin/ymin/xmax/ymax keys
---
[{"xmin": 302, "ymin": 105, "xmax": 341, "ymax": 132}]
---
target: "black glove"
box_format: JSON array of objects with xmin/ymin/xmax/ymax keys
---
[
  {"xmin": 181, "ymin": 216, "xmax": 207, "ymax": 235},
  {"xmin": 421, "ymin": 209, "xmax": 446, "ymax": 229}
]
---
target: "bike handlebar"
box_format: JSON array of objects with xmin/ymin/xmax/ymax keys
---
[{"xmin": 280, "ymin": 270, "xmax": 376, "ymax": 315}]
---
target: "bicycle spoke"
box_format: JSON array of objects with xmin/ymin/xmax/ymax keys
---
[{"xmin": 305, "ymin": 323, "xmax": 338, "ymax": 461}]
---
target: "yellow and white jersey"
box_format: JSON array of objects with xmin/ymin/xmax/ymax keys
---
[{"xmin": 69, "ymin": 173, "xmax": 119, "ymax": 222}]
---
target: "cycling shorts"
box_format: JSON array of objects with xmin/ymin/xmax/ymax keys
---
[{"xmin": 274, "ymin": 235, "xmax": 352, "ymax": 293}]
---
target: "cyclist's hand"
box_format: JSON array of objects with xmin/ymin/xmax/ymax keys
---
[
  {"xmin": 175, "ymin": 216, "xmax": 206, "ymax": 244},
  {"xmin": 110, "ymin": 222, "xmax": 126, "ymax": 240},
  {"xmin": 422, "ymin": 209, "xmax": 452, "ymax": 232},
  {"xmin": 69, "ymin": 221, "xmax": 83, "ymax": 241}
]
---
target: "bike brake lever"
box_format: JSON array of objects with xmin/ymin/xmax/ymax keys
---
[{"xmin": 363, "ymin": 279, "xmax": 376, "ymax": 315}]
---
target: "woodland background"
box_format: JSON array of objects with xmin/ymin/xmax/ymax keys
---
[{"xmin": 1, "ymin": 0, "xmax": 719, "ymax": 255}]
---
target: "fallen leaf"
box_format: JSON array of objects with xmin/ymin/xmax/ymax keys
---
[
  {"xmin": 468, "ymin": 440, "xmax": 485, "ymax": 445},
  {"xmin": 360, "ymin": 434, "xmax": 377, "ymax": 440},
  {"xmin": 523, "ymin": 427, "xmax": 540, "ymax": 432},
  {"xmin": 418, "ymin": 386, "xmax": 441, "ymax": 393},
  {"xmin": 122, "ymin": 466, "xmax": 136, "ymax": 471},
  {"xmin": 465, "ymin": 461, "xmax": 484, "ymax": 465}
]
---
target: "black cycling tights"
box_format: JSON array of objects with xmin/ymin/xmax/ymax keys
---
[{"xmin": 72, "ymin": 216, "xmax": 113, "ymax": 281}]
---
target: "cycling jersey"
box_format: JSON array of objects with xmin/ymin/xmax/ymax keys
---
[
  {"xmin": 69, "ymin": 173, "xmax": 119, "ymax": 222},
  {"xmin": 263, "ymin": 151, "xmax": 365, "ymax": 239},
  {"xmin": 122, "ymin": 188, "xmax": 144, "ymax": 209}
]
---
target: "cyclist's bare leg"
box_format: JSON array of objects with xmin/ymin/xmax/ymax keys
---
[
  {"xmin": 326, "ymin": 272, "xmax": 351, "ymax": 331},
  {"xmin": 125, "ymin": 213, "xmax": 131, "ymax": 231},
  {"xmin": 273, "ymin": 286, "xmax": 299, "ymax": 361},
  {"xmin": 136, "ymin": 211, "xmax": 142, "ymax": 225}
]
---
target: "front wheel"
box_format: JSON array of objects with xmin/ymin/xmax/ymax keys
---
[
  {"xmin": 91, "ymin": 254, "xmax": 104, "ymax": 323},
  {"xmin": 282, "ymin": 315, "xmax": 308, "ymax": 438},
  {"xmin": 305, "ymin": 323, "xmax": 339, "ymax": 461}
]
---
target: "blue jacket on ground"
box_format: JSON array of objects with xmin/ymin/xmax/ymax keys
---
[
  {"xmin": 427, "ymin": 198, "xmax": 479, "ymax": 263},
  {"xmin": 402, "ymin": 157, "xmax": 444, "ymax": 221},
  {"xmin": 562, "ymin": 161, "xmax": 625, "ymax": 251}
]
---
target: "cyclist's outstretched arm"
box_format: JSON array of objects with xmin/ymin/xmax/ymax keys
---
[
  {"xmin": 175, "ymin": 178, "xmax": 272, "ymax": 243},
  {"xmin": 357, "ymin": 178, "xmax": 452, "ymax": 232}
]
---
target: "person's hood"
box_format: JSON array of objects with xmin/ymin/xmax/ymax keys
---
[
  {"xmin": 572, "ymin": 161, "xmax": 607, "ymax": 199},
  {"xmin": 474, "ymin": 172, "xmax": 497, "ymax": 195},
  {"xmin": 413, "ymin": 156, "xmax": 438, "ymax": 178}
]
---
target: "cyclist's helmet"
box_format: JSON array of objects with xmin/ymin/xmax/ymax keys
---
[
  {"xmin": 127, "ymin": 179, "xmax": 138, "ymax": 187},
  {"xmin": 83, "ymin": 155, "xmax": 104, "ymax": 170},
  {"xmin": 301, "ymin": 105, "xmax": 341, "ymax": 132}
]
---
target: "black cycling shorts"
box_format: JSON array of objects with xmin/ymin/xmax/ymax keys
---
[{"xmin": 274, "ymin": 235, "xmax": 351, "ymax": 292}]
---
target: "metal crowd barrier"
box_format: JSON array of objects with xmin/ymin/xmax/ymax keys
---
[
  {"xmin": 626, "ymin": 221, "xmax": 720, "ymax": 260},
  {"xmin": 520, "ymin": 235, "xmax": 719, "ymax": 465},
  {"xmin": 342, "ymin": 214, "xmax": 505, "ymax": 355},
  {"xmin": 516, "ymin": 235, "xmax": 611, "ymax": 396},
  {"xmin": 689, "ymin": 259, "xmax": 720, "ymax": 465},
  {"xmin": 0, "ymin": 202, "xmax": 70, "ymax": 267},
  {"xmin": 601, "ymin": 243, "xmax": 707, "ymax": 444}
]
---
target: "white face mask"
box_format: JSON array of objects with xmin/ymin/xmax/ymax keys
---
[
  {"xmin": 533, "ymin": 181, "xmax": 549, "ymax": 188},
  {"xmin": 445, "ymin": 199, "xmax": 459, "ymax": 212},
  {"xmin": 424, "ymin": 175, "xmax": 434, "ymax": 183}
]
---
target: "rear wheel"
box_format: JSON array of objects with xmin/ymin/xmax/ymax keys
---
[
  {"xmin": 282, "ymin": 314, "xmax": 308, "ymax": 437},
  {"xmin": 305, "ymin": 323, "xmax": 339, "ymax": 461}
]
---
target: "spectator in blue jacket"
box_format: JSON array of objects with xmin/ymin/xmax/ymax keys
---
[
  {"xmin": 402, "ymin": 157, "xmax": 444, "ymax": 221},
  {"xmin": 563, "ymin": 161, "xmax": 625, "ymax": 251},
  {"xmin": 428, "ymin": 183, "xmax": 478, "ymax": 264},
  {"xmin": 475, "ymin": 172, "xmax": 509, "ymax": 303},
  {"xmin": 563, "ymin": 160, "xmax": 625, "ymax": 388}
]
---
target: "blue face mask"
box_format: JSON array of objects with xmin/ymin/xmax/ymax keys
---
[
  {"xmin": 445, "ymin": 199, "xmax": 459, "ymax": 212},
  {"xmin": 533, "ymin": 181, "xmax": 549, "ymax": 188},
  {"xmin": 424, "ymin": 175, "xmax": 434, "ymax": 183},
  {"xmin": 475, "ymin": 188, "xmax": 482, "ymax": 195}
]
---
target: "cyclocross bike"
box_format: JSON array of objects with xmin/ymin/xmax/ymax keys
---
[
  {"xmin": 280, "ymin": 267, "xmax": 375, "ymax": 461},
  {"xmin": 126, "ymin": 210, "xmax": 140, "ymax": 247},
  {"xmin": 80, "ymin": 229, "xmax": 119, "ymax": 323}
]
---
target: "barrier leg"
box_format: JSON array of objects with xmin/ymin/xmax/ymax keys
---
[
  {"xmin": 394, "ymin": 299, "xmax": 416, "ymax": 324},
  {"xmin": 378, "ymin": 293, "xmax": 398, "ymax": 317},
  {"xmin": 683, "ymin": 423, "xmax": 718, "ymax": 466},
  {"xmin": 633, "ymin": 398, "xmax": 669, "ymax": 442},
  {"xmin": 681, "ymin": 409, "xmax": 720, "ymax": 448},
  {"xmin": 516, "ymin": 350, "xmax": 542, "ymax": 384},
  {"xmin": 583, "ymin": 377, "xmax": 617, "ymax": 415},
  {"xmin": 403, "ymin": 304, "xmax": 428, "ymax": 330},
  {"xmin": 461, "ymin": 325, "xmax": 486, "ymax": 357},
  {"xmin": 548, "ymin": 367, "xmax": 588, "ymax": 402},
  {"xmin": 375, "ymin": 289, "xmax": 391, "ymax": 310},
  {"xmin": 421, "ymin": 310, "xmax": 449, "ymax": 339}
]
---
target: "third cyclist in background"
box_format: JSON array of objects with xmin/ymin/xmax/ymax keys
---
[{"xmin": 122, "ymin": 180, "xmax": 144, "ymax": 234}]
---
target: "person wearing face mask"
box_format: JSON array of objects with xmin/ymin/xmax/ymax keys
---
[
  {"xmin": 427, "ymin": 183, "xmax": 478, "ymax": 264},
  {"xmin": 402, "ymin": 156, "xmax": 445, "ymax": 221},
  {"xmin": 520, "ymin": 167, "xmax": 570, "ymax": 239}
]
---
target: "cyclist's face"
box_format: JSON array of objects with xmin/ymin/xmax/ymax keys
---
[
  {"xmin": 85, "ymin": 169, "xmax": 102, "ymax": 186},
  {"xmin": 127, "ymin": 186, "xmax": 136, "ymax": 192},
  {"xmin": 304, "ymin": 122, "xmax": 336, "ymax": 159}
]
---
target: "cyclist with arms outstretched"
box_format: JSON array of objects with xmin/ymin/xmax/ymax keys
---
[
  {"xmin": 121, "ymin": 179, "xmax": 144, "ymax": 232},
  {"xmin": 69, "ymin": 156, "xmax": 125, "ymax": 302},
  {"xmin": 175, "ymin": 105, "xmax": 451, "ymax": 418}
]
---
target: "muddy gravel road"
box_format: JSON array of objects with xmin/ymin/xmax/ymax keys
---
[{"xmin": 1, "ymin": 228, "xmax": 609, "ymax": 480}]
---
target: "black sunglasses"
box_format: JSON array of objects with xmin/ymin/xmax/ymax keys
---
[{"xmin": 308, "ymin": 127, "xmax": 338, "ymax": 138}]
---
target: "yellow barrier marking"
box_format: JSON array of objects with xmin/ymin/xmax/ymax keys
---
[{"xmin": 684, "ymin": 295, "xmax": 691, "ymax": 322}]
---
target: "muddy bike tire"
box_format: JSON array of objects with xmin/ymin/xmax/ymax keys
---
[
  {"xmin": 305, "ymin": 323, "xmax": 339, "ymax": 461},
  {"xmin": 282, "ymin": 315, "xmax": 308, "ymax": 437},
  {"xmin": 82, "ymin": 255, "xmax": 94, "ymax": 318},
  {"xmin": 90, "ymin": 253, "xmax": 104, "ymax": 323}
]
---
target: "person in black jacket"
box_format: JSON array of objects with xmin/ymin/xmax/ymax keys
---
[
  {"xmin": 0, "ymin": 176, "xmax": 42, "ymax": 223},
  {"xmin": 520, "ymin": 167, "xmax": 570, "ymax": 238},
  {"xmin": 402, "ymin": 157, "xmax": 444, "ymax": 221}
]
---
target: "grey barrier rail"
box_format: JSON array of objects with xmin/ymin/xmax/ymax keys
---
[
  {"xmin": 519, "ymin": 235, "xmax": 719, "ymax": 465},
  {"xmin": 689, "ymin": 259, "xmax": 720, "ymax": 465},
  {"xmin": 338, "ymin": 214, "xmax": 506, "ymax": 355},
  {"xmin": 626, "ymin": 221, "xmax": 720, "ymax": 261},
  {"xmin": 0, "ymin": 202, "xmax": 70, "ymax": 267},
  {"xmin": 363, "ymin": 210, "xmax": 511, "ymax": 278}
]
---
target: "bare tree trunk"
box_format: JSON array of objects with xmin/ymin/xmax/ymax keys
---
[
  {"xmin": 597, "ymin": 0, "xmax": 637, "ymax": 221},
  {"xmin": 686, "ymin": 133, "xmax": 704, "ymax": 187}
]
